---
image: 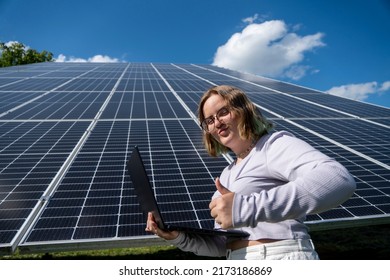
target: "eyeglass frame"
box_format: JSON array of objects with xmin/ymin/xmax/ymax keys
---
[{"xmin": 200, "ymin": 106, "xmax": 232, "ymax": 132}]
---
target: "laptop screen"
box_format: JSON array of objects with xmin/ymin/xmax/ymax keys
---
[{"xmin": 127, "ymin": 146, "xmax": 165, "ymax": 229}]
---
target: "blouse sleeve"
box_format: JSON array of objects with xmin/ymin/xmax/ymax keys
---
[
  {"xmin": 232, "ymin": 133, "xmax": 356, "ymax": 227},
  {"xmin": 167, "ymin": 232, "xmax": 227, "ymax": 257}
]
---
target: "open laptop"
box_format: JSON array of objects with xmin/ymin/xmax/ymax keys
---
[{"xmin": 127, "ymin": 146, "xmax": 248, "ymax": 237}]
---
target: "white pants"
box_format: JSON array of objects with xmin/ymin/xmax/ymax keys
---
[{"xmin": 226, "ymin": 239, "xmax": 320, "ymax": 260}]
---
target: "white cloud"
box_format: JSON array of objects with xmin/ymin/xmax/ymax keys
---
[
  {"xmin": 54, "ymin": 54, "xmax": 120, "ymax": 63},
  {"xmin": 212, "ymin": 19, "xmax": 325, "ymax": 80},
  {"xmin": 379, "ymin": 81, "xmax": 390, "ymax": 92},
  {"xmin": 327, "ymin": 81, "xmax": 390, "ymax": 101},
  {"xmin": 88, "ymin": 55, "xmax": 120, "ymax": 63},
  {"xmin": 4, "ymin": 41, "xmax": 22, "ymax": 47},
  {"xmin": 284, "ymin": 65, "xmax": 310, "ymax": 80},
  {"xmin": 242, "ymin": 14, "xmax": 259, "ymax": 24}
]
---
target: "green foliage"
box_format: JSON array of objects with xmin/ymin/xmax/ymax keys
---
[{"xmin": 0, "ymin": 41, "xmax": 53, "ymax": 67}]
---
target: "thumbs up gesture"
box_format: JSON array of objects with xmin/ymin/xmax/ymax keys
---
[{"xmin": 209, "ymin": 177, "xmax": 234, "ymax": 229}]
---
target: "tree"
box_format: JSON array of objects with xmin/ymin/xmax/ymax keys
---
[{"xmin": 0, "ymin": 41, "xmax": 53, "ymax": 67}]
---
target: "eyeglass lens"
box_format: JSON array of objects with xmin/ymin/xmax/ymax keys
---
[{"xmin": 201, "ymin": 107, "xmax": 230, "ymax": 131}]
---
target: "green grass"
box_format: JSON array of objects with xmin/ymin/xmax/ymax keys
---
[
  {"xmin": 2, "ymin": 224, "xmax": 389, "ymax": 260},
  {"xmin": 2, "ymin": 245, "xmax": 220, "ymax": 260},
  {"xmin": 310, "ymin": 223, "xmax": 390, "ymax": 259}
]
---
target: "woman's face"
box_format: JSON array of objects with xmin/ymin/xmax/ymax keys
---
[{"xmin": 202, "ymin": 94, "xmax": 242, "ymax": 151}]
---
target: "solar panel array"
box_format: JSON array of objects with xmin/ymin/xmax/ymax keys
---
[{"xmin": 0, "ymin": 62, "xmax": 389, "ymax": 255}]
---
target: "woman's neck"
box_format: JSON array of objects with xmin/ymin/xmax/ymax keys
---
[{"xmin": 234, "ymin": 138, "xmax": 257, "ymax": 163}]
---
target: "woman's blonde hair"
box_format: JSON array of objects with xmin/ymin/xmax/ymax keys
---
[{"xmin": 198, "ymin": 85, "xmax": 274, "ymax": 157}]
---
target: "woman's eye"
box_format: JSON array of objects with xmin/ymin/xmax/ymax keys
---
[
  {"xmin": 206, "ymin": 118, "xmax": 214, "ymax": 125},
  {"xmin": 218, "ymin": 108, "xmax": 229, "ymax": 116}
]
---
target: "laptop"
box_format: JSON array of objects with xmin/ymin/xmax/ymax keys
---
[{"xmin": 126, "ymin": 146, "xmax": 248, "ymax": 237}]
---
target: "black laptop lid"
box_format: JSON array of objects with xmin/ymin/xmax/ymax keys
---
[{"xmin": 127, "ymin": 146, "xmax": 165, "ymax": 229}]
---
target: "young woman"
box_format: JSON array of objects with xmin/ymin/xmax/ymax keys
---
[{"xmin": 146, "ymin": 85, "xmax": 356, "ymax": 260}]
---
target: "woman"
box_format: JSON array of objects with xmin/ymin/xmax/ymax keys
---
[{"xmin": 146, "ymin": 85, "xmax": 356, "ymax": 260}]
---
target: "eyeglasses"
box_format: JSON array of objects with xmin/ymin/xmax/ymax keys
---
[{"xmin": 200, "ymin": 107, "xmax": 231, "ymax": 132}]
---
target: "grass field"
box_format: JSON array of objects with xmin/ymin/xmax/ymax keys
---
[{"xmin": 2, "ymin": 224, "xmax": 389, "ymax": 260}]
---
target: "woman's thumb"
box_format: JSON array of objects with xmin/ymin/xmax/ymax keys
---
[{"xmin": 215, "ymin": 177, "xmax": 231, "ymax": 195}]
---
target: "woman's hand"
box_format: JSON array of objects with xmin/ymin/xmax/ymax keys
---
[
  {"xmin": 209, "ymin": 177, "xmax": 234, "ymax": 229},
  {"xmin": 145, "ymin": 212, "xmax": 179, "ymax": 240}
]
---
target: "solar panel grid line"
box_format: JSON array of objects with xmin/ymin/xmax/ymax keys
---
[
  {"xmin": 0, "ymin": 121, "xmax": 62, "ymax": 155},
  {"xmin": 201, "ymin": 64, "xmax": 325, "ymax": 95},
  {"xmin": 70, "ymin": 120, "xmax": 119, "ymax": 240},
  {"xmin": 206, "ymin": 69, "xmax": 390, "ymax": 122},
  {"xmin": 91, "ymin": 64, "xmax": 131, "ymax": 121},
  {"xmin": 0, "ymin": 66, "xmax": 60, "ymax": 89},
  {"xmin": 0, "ymin": 92, "xmax": 51, "ymax": 119},
  {"xmin": 16, "ymin": 127, "xmax": 93, "ymax": 246},
  {"xmin": 284, "ymin": 118, "xmax": 390, "ymax": 171},
  {"xmin": 128, "ymin": 65, "xmax": 223, "ymax": 228},
  {"xmin": 192, "ymin": 64, "xmax": 389, "ymax": 128},
  {"xmin": 54, "ymin": 78, "xmax": 113, "ymax": 92},
  {"xmin": 19, "ymin": 153, "xmax": 124, "ymax": 243},
  {"xmin": 60, "ymin": 92, "xmax": 111, "ymax": 120},
  {"xmin": 0, "ymin": 92, "xmax": 43, "ymax": 114},
  {"xmin": 162, "ymin": 66, "xmax": 281, "ymax": 119},
  {"xmin": 149, "ymin": 119, "xmax": 203, "ymax": 227},
  {"xmin": 0, "ymin": 66, "xmax": 102, "ymax": 119},
  {"xmin": 183, "ymin": 64, "xmax": 390, "ymax": 169},
  {"xmin": 0, "ymin": 119, "xmax": 95, "ymax": 123},
  {"xmin": 0, "ymin": 121, "xmax": 90, "ymax": 252},
  {"xmin": 17, "ymin": 64, "xmax": 131, "ymax": 248},
  {"xmin": 154, "ymin": 64, "xmax": 236, "ymax": 164},
  {"xmin": 1, "ymin": 62, "xmax": 389, "ymax": 254},
  {"xmin": 113, "ymin": 119, "xmax": 133, "ymax": 238},
  {"xmin": 166, "ymin": 64, "xmax": 281, "ymax": 162},
  {"xmin": 202, "ymin": 63, "xmax": 389, "ymax": 114},
  {"xmin": 142, "ymin": 94, "xmax": 155, "ymax": 200},
  {"xmin": 149, "ymin": 87, "xmax": 177, "ymax": 121},
  {"xmin": 111, "ymin": 91, "xmax": 131, "ymax": 120},
  {"xmin": 159, "ymin": 64, "xmax": 390, "ymax": 222},
  {"xmin": 4, "ymin": 91, "xmax": 107, "ymax": 120},
  {"xmin": 2, "ymin": 192, "xmax": 46, "ymax": 253},
  {"xmin": 355, "ymin": 189, "xmax": 389, "ymax": 215},
  {"xmin": 151, "ymin": 64, "xmax": 197, "ymax": 120},
  {"xmin": 292, "ymin": 119, "xmax": 390, "ymax": 166},
  {"xmin": 291, "ymin": 93, "xmax": 390, "ymax": 120},
  {"xmin": 349, "ymin": 118, "xmax": 389, "ymax": 130},
  {"xmin": 172, "ymin": 63, "xmax": 218, "ymax": 87},
  {"xmin": 247, "ymin": 94, "xmax": 348, "ymax": 118}
]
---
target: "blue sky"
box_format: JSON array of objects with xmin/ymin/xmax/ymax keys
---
[{"xmin": 1, "ymin": 0, "xmax": 389, "ymax": 108}]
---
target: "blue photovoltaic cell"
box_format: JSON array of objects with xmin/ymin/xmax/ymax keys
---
[
  {"xmin": 0, "ymin": 92, "xmax": 44, "ymax": 114},
  {"xmin": 293, "ymin": 93, "xmax": 390, "ymax": 118},
  {"xmin": 294, "ymin": 119, "xmax": 390, "ymax": 165},
  {"xmin": 0, "ymin": 121, "xmax": 90, "ymax": 249},
  {"xmin": 0, "ymin": 92, "xmax": 111, "ymax": 120},
  {"xmin": 0, "ymin": 62, "xmax": 388, "ymax": 254},
  {"xmin": 22, "ymin": 119, "xmax": 225, "ymax": 243},
  {"xmin": 0, "ymin": 78, "xmax": 72, "ymax": 91}
]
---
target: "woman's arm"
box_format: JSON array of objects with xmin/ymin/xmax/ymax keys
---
[
  {"xmin": 232, "ymin": 133, "xmax": 356, "ymax": 227},
  {"xmin": 146, "ymin": 212, "xmax": 227, "ymax": 257}
]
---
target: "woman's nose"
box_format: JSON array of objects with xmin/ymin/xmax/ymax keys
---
[{"xmin": 214, "ymin": 117, "xmax": 224, "ymax": 128}]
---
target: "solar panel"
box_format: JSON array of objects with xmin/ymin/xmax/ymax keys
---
[{"xmin": 0, "ymin": 62, "xmax": 389, "ymax": 255}]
